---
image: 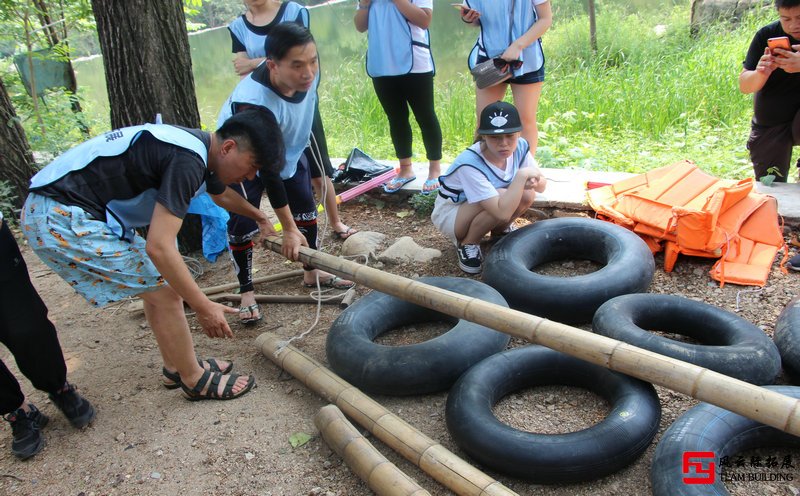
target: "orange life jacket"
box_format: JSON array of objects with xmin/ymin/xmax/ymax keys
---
[{"xmin": 586, "ymin": 160, "xmax": 785, "ymax": 287}]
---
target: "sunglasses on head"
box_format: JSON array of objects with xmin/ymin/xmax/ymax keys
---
[{"xmin": 493, "ymin": 58, "xmax": 523, "ymax": 70}]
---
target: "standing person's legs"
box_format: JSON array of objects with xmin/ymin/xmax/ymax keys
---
[
  {"xmin": 476, "ymin": 83, "xmax": 508, "ymax": 131},
  {"xmin": 0, "ymin": 227, "xmax": 67, "ymax": 404},
  {"xmin": 306, "ymin": 147, "xmax": 356, "ymax": 240},
  {"xmin": 309, "ymin": 103, "xmax": 354, "ymax": 237},
  {"xmin": 510, "ymin": 82, "xmax": 544, "ymax": 154},
  {"xmin": 748, "ymin": 121, "xmax": 793, "ymax": 181},
  {"xmin": 373, "ymin": 76, "xmax": 417, "ymax": 191},
  {"xmin": 405, "ymin": 72, "xmax": 443, "ymax": 193},
  {"xmin": 284, "ymin": 156, "xmax": 354, "ymax": 288},
  {"xmin": 227, "ymin": 179, "xmax": 264, "ymax": 324}
]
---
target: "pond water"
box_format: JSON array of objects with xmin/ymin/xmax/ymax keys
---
[{"xmin": 73, "ymin": 0, "xmax": 480, "ymax": 128}]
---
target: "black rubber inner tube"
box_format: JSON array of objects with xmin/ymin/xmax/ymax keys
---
[
  {"xmin": 325, "ymin": 276, "xmax": 510, "ymax": 395},
  {"xmin": 482, "ymin": 217, "xmax": 655, "ymax": 324},
  {"xmin": 651, "ymin": 385, "xmax": 800, "ymax": 496},
  {"xmin": 445, "ymin": 345, "xmax": 662, "ymax": 483},
  {"xmin": 592, "ymin": 293, "xmax": 781, "ymax": 385},
  {"xmin": 774, "ymin": 296, "xmax": 800, "ymax": 383}
]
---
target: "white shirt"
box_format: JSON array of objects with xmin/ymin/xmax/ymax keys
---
[{"xmin": 446, "ymin": 142, "xmax": 535, "ymax": 203}]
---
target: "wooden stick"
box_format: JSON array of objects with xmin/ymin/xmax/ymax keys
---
[
  {"xmin": 314, "ymin": 405, "xmax": 431, "ymax": 496},
  {"xmin": 256, "ymin": 333, "xmax": 518, "ymax": 496},
  {"xmin": 126, "ymin": 269, "xmax": 304, "ymax": 313},
  {"xmin": 200, "ymin": 269, "xmax": 304, "ymax": 296},
  {"xmin": 260, "ymin": 235, "xmax": 800, "ymax": 435},
  {"xmin": 211, "ymin": 293, "xmax": 344, "ymax": 305}
]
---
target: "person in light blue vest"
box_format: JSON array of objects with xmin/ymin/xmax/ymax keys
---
[
  {"xmin": 432, "ymin": 101, "xmax": 546, "ymax": 274},
  {"xmin": 459, "ymin": 0, "xmax": 552, "ymax": 155},
  {"xmin": 354, "ymin": 0, "xmax": 443, "ymax": 195},
  {"xmin": 218, "ymin": 22, "xmax": 355, "ymax": 299},
  {"xmin": 20, "ymin": 109, "xmax": 285, "ymax": 402},
  {"xmin": 226, "ymin": 1, "xmax": 356, "ymax": 324}
]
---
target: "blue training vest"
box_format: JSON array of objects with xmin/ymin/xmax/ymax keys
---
[
  {"xmin": 228, "ymin": 2, "xmax": 308, "ymax": 59},
  {"xmin": 366, "ymin": 0, "xmax": 432, "ymax": 77},
  {"xmin": 438, "ymin": 138, "xmax": 531, "ymax": 203},
  {"xmin": 466, "ymin": 0, "xmax": 544, "ymax": 78},
  {"xmin": 29, "ymin": 125, "xmax": 229, "ymax": 260},
  {"xmin": 217, "ymin": 70, "xmax": 317, "ymax": 180}
]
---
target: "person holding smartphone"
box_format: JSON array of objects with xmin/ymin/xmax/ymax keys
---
[
  {"xmin": 740, "ymin": 0, "xmax": 800, "ymax": 269},
  {"xmin": 459, "ymin": 0, "xmax": 552, "ymax": 155}
]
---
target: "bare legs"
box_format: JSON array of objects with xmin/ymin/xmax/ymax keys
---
[{"xmin": 140, "ymin": 286, "xmax": 249, "ymax": 395}]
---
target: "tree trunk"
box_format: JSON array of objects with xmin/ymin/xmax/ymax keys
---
[
  {"xmin": 0, "ymin": 77, "xmax": 36, "ymax": 209},
  {"xmin": 90, "ymin": 0, "xmax": 201, "ymax": 129},
  {"xmin": 91, "ymin": 0, "xmax": 203, "ymax": 251}
]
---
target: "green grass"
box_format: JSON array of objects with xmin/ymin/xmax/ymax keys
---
[{"xmin": 319, "ymin": 3, "xmax": 778, "ymax": 179}]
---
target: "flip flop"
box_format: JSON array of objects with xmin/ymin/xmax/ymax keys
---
[
  {"xmin": 239, "ymin": 303, "xmax": 263, "ymax": 325},
  {"xmin": 303, "ymin": 275, "xmax": 355, "ymax": 289},
  {"xmin": 421, "ymin": 178, "xmax": 440, "ymax": 195},
  {"xmin": 333, "ymin": 226, "xmax": 358, "ymax": 240},
  {"xmin": 383, "ymin": 175, "xmax": 416, "ymax": 194}
]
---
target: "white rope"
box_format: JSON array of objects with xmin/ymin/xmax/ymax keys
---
[
  {"xmin": 736, "ymin": 287, "xmax": 763, "ymax": 313},
  {"xmin": 274, "ymin": 133, "xmax": 353, "ymax": 355}
]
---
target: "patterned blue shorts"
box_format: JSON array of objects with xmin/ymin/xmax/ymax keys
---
[{"xmin": 21, "ymin": 194, "xmax": 165, "ymax": 307}]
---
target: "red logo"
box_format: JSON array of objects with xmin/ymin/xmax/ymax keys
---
[{"xmin": 682, "ymin": 451, "xmax": 716, "ymax": 484}]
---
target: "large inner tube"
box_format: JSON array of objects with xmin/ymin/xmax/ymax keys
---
[
  {"xmin": 651, "ymin": 385, "xmax": 800, "ymax": 496},
  {"xmin": 774, "ymin": 297, "xmax": 800, "ymax": 383},
  {"xmin": 592, "ymin": 293, "xmax": 781, "ymax": 385},
  {"xmin": 325, "ymin": 276, "xmax": 510, "ymax": 395},
  {"xmin": 482, "ymin": 217, "xmax": 655, "ymax": 324},
  {"xmin": 445, "ymin": 345, "xmax": 661, "ymax": 483}
]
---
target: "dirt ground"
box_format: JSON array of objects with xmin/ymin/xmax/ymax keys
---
[{"xmin": 2, "ymin": 195, "xmax": 800, "ymax": 496}]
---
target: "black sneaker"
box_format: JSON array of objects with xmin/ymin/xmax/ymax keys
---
[
  {"xmin": 457, "ymin": 244, "xmax": 483, "ymax": 274},
  {"xmin": 4, "ymin": 404, "xmax": 49, "ymax": 460},
  {"xmin": 49, "ymin": 384, "xmax": 95, "ymax": 429},
  {"xmin": 790, "ymin": 254, "xmax": 800, "ymax": 272}
]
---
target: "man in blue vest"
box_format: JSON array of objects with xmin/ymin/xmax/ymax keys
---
[
  {"xmin": 20, "ymin": 109, "xmax": 284, "ymax": 402},
  {"xmin": 218, "ymin": 22, "xmax": 355, "ymax": 303}
]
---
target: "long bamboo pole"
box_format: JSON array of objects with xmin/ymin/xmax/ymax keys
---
[
  {"xmin": 261, "ymin": 236, "xmax": 800, "ymax": 435},
  {"xmin": 314, "ymin": 405, "xmax": 431, "ymax": 496},
  {"xmin": 256, "ymin": 333, "xmax": 518, "ymax": 496}
]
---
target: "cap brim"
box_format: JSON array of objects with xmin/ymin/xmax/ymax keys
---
[{"xmin": 477, "ymin": 125, "xmax": 523, "ymax": 135}]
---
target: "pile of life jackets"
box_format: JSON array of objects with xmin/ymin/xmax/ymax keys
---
[{"xmin": 586, "ymin": 160, "xmax": 786, "ymax": 287}]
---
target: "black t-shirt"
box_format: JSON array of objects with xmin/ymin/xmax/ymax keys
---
[
  {"xmin": 33, "ymin": 127, "xmax": 225, "ymax": 221},
  {"xmin": 743, "ymin": 21, "xmax": 800, "ymax": 126}
]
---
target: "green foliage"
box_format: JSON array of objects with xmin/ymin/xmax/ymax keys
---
[{"xmin": 408, "ymin": 192, "xmax": 437, "ymax": 217}]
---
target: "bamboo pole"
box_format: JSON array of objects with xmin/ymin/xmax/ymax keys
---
[
  {"xmin": 314, "ymin": 405, "xmax": 431, "ymax": 496},
  {"xmin": 261, "ymin": 235, "xmax": 800, "ymax": 435},
  {"xmin": 211, "ymin": 293, "xmax": 344, "ymax": 305},
  {"xmin": 256, "ymin": 332, "xmax": 518, "ymax": 496},
  {"xmin": 198, "ymin": 269, "xmax": 304, "ymax": 296}
]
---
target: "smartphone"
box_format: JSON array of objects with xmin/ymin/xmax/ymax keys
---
[{"xmin": 767, "ymin": 36, "xmax": 792, "ymax": 56}]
